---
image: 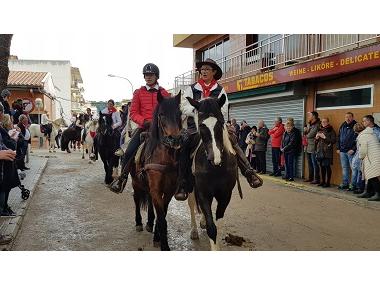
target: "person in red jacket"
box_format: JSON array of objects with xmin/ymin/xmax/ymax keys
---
[
  {"xmin": 268, "ymin": 117, "xmax": 285, "ymax": 176},
  {"xmin": 111, "ymin": 63, "xmax": 170, "ymax": 193}
]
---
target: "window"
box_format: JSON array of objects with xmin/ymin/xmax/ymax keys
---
[
  {"xmin": 316, "ymin": 85, "xmax": 373, "ymax": 110},
  {"xmin": 201, "ymin": 37, "xmax": 229, "ymax": 62}
]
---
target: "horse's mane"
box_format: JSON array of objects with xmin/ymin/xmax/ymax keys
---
[
  {"xmin": 144, "ymin": 104, "xmax": 161, "ymax": 158},
  {"xmin": 200, "ymin": 98, "xmax": 225, "ymax": 124},
  {"xmin": 144, "ymin": 96, "xmax": 180, "ymax": 158}
]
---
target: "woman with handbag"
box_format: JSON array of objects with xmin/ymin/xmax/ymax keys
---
[{"xmin": 315, "ymin": 118, "xmax": 336, "ymax": 187}]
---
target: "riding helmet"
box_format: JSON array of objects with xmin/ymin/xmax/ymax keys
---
[{"xmin": 142, "ymin": 63, "xmax": 160, "ymax": 79}]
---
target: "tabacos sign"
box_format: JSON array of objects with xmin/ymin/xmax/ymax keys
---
[
  {"xmin": 225, "ymin": 43, "xmax": 380, "ymax": 93},
  {"xmin": 236, "ymin": 72, "xmax": 276, "ymax": 91}
]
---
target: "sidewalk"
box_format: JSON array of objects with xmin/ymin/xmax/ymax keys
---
[
  {"xmin": 260, "ymin": 174, "xmax": 380, "ymax": 211},
  {"xmin": 0, "ymin": 155, "xmax": 48, "ymax": 250}
]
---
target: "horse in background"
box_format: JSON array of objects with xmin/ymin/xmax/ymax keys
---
[
  {"xmin": 70, "ymin": 113, "xmax": 86, "ymax": 151},
  {"xmin": 185, "ymin": 95, "xmax": 262, "ymax": 250},
  {"xmin": 29, "ymin": 116, "xmax": 68, "ymax": 152},
  {"xmin": 61, "ymin": 114, "xmax": 86, "ymax": 153},
  {"xmin": 81, "ymin": 119, "xmax": 98, "ymax": 161},
  {"xmin": 129, "ymin": 91, "xmax": 182, "ymax": 251},
  {"xmin": 95, "ymin": 112, "xmax": 120, "ymax": 184}
]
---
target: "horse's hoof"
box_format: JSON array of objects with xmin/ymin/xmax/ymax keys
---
[
  {"xmin": 136, "ymin": 225, "xmax": 143, "ymax": 232},
  {"xmin": 190, "ymin": 230, "xmax": 199, "ymax": 240},
  {"xmin": 49, "ymin": 150, "xmax": 52, "ymax": 153},
  {"xmin": 145, "ymin": 224, "xmax": 153, "ymax": 233},
  {"xmin": 153, "ymin": 241, "xmax": 161, "ymax": 248}
]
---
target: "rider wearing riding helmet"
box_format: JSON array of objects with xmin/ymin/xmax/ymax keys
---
[
  {"xmin": 101, "ymin": 99, "xmax": 122, "ymax": 130},
  {"xmin": 176, "ymin": 58, "xmax": 263, "ymax": 201},
  {"xmin": 112, "ymin": 63, "xmax": 170, "ymax": 193}
]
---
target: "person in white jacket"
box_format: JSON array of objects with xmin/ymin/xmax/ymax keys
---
[
  {"xmin": 101, "ymin": 99, "xmax": 122, "ymax": 130},
  {"xmin": 175, "ymin": 58, "xmax": 263, "ymax": 201},
  {"xmin": 357, "ymin": 124, "xmax": 380, "ymax": 201}
]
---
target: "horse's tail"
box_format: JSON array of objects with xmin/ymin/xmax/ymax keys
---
[
  {"xmin": 134, "ymin": 187, "xmax": 149, "ymax": 212},
  {"xmin": 61, "ymin": 133, "xmax": 68, "ymax": 151}
]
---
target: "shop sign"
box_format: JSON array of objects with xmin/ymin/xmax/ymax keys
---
[{"xmin": 224, "ymin": 43, "xmax": 380, "ymax": 93}]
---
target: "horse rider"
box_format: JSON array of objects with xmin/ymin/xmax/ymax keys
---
[
  {"xmin": 175, "ymin": 58, "xmax": 263, "ymax": 201},
  {"xmin": 100, "ymin": 99, "xmax": 122, "ymax": 131},
  {"xmin": 40, "ymin": 113, "xmax": 53, "ymax": 139},
  {"xmin": 70, "ymin": 112, "xmax": 78, "ymax": 128},
  {"xmin": 82, "ymin": 108, "xmax": 94, "ymax": 142},
  {"xmin": 112, "ymin": 63, "xmax": 170, "ymax": 192},
  {"xmin": 84, "ymin": 107, "xmax": 93, "ymax": 123},
  {"xmin": 115, "ymin": 102, "xmax": 132, "ymax": 156}
]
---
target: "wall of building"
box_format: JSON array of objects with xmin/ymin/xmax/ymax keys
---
[
  {"xmin": 8, "ymin": 59, "xmax": 72, "ymax": 119},
  {"xmin": 304, "ymin": 68, "xmax": 380, "ymax": 185},
  {"xmin": 8, "ymin": 89, "xmax": 55, "ymax": 119}
]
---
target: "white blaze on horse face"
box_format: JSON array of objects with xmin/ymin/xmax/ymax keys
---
[{"xmin": 203, "ymin": 117, "xmax": 221, "ymax": 166}]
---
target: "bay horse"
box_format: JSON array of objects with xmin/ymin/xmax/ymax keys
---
[
  {"xmin": 81, "ymin": 119, "xmax": 98, "ymax": 161},
  {"xmin": 96, "ymin": 112, "xmax": 120, "ymax": 184},
  {"xmin": 186, "ymin": 94, "xmax": 246, "ymax": 250},
  {"xmin": 130, "ymin": 90, "xmax": 182, "ymax": 251}
]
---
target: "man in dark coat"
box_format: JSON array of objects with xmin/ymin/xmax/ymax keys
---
[{"xmin": 336, "ymin": 112, "xmax": 357, "ymax": 190}]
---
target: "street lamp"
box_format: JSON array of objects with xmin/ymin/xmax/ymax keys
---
[
  {"xmin": 108, "ymin": 74, "xmax": 134, "ymax": 97},
  {"xmin": 35, "ymin": 98, "xmax": 44, "ymax": 148}
]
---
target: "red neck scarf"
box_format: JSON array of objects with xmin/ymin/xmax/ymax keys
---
[
  {"xmin": 198, "ymin": 79, "xmax": 217, "ymax": 98},
  {"xmin": 108, "ymin": 106, "xmax": 117, "ymax": 113}
]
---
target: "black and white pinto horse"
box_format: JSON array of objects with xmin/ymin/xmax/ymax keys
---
[
  {"xmin": 81, "ymin": 119, "xmax": 98, "ymax": 161},
  {"xmin": 96, "ymin": 112, "xmax": 120, "ymax": 185},
  {"xmin": 186, "ymin": 94, "xmax": 240, "ymax": 251}
]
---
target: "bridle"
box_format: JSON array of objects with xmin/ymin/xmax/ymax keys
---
[{"xmin": 157, "ymin": 114, "xmax": 182, "ymax": 149}]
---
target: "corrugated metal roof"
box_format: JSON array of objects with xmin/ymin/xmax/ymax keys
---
[{"xmin": 7, "ymin": 71, "xmax": 48, "ymax": 87}]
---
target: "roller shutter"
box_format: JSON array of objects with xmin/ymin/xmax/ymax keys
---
[{"xmin": 230, "ymin": 96, "xmax": 305, "ymax": 178}]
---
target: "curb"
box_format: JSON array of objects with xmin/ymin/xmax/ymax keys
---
[
  {"xmin": 260, "ymin": 174, "xmax": 380, "ymax": 211},
  {"xmin": 0, "ymin": 158, "xmax": 49, "ymax": 251}
]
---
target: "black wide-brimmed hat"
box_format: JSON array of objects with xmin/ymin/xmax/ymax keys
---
[{"xmin": 196, "ymin": 58, "xmax": 223, "ymax": 80}]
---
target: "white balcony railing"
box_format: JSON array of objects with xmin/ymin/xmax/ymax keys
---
[{"xmin": 174, "ymin": 34, "xmax": 380, "ymax": 93}]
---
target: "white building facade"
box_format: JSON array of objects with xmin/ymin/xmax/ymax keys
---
[{"xmin": 8, "ymin": 59, "xmax": 73, "ymax": 119}]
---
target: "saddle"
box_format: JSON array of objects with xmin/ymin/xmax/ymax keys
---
[{"xmin": 40, "ymin": 123, "xmax": 52, "ymax": 136}]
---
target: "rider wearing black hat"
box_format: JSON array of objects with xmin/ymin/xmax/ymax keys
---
[{"xmin": 176, "ymin": 58, "xmax": 263, "ymax": 201}]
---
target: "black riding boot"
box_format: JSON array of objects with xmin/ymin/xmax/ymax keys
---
[
  {"xmin": 110, "ymin": 128, "xmax": 143, "ymax": 194},
  {"xmin": 175, "ymin": 131, "xmax": 199, "ymax": 201},
  {"xmin": 233, "ymin": 142, "xmax": 263, "ymax": 188}
]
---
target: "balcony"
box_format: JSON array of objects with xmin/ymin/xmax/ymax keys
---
[{"xmin": 174, "ymin": 34, "xmax": 380, "ymax": 93}]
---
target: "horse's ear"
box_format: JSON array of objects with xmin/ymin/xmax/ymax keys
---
[
  {"xmin": 175, "ymin": 91, "xmax": 181, "ymax": 105},
  {"xmin": 218, "ymin": 94, "xmax": 226, "ymax": 108},
  {"xmin": 186, "ymin": 96, "xmax": 200, "ymax": 110},
  {"xmin": 157, "ymin": 89, "xmax": 164, "ymax": 103}
]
